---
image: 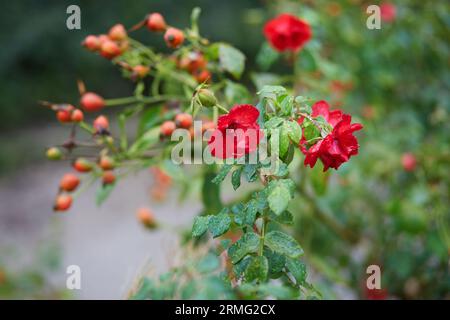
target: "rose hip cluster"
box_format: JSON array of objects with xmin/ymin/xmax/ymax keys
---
[
  {"xmin": 159, "ymin": 111, "xmax": 215, "ymax": 141},
  {"xmin": 45, "ymin": 89, "xmax": 116, "ymax": 211},
  {"xmin": 130, "ymin": 12, "xmax": 185, "ymax": 49},
  {"xmin": 176, "ymin": 50, "xmax": 211, "ymax": 83},
  {"xmin": 53, "ymin": 154, "xmax": 116, "ymax": 212},
  {"xmin": 82, "ymin": 24, "xmax": 129, "ymax": 59}
]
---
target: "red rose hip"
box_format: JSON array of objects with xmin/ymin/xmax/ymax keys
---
[
  {"xmin": 54, "ymin": 194, "xmax": 72, "ymax": 212},
  {"xmin": 175, "ymin": 113, "xmax": 193, "ymax": 129},
  {"xmin": 160, "ymin": 121, "xmax": 176, "ymax": 137},
  {"xmin": 60, "ymin": 173, "xmax": 80, "ymax": 192},
  {"xmin": 80, "ymin": 92, "xmax": 105, "ymax": 112},
  {"xmin": 147, "ymin": 13, "xmax": 166, "ymax": 32},
  {"xmin": 82, "ymin": 35, "xmax": 101, "ymax": 51},
  {"xmin": 108, "ymin": 24, "xmax": 127, "ymax": 41},
  {"xmin": 164, "ymin": 27, "xmax": 184, "ymax": 48}
]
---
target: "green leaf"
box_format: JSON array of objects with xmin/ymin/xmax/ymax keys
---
[
  {"xmin": 271, "ymin": 210, "xmax": 294, "ymax": 225},
  {"xmin": 243, "ymin": 164, "xmax": 258, "ymax": 182},
  {"xmin": 285, "ymin": 258, "xmax": 307, "ymax": 285},
  {"xmin": 192, "ymin": 216, "xmax": 210, "ymax": 237},
  {"xmin": 224, "ymin": 81, "xmax": 252, "ymax": 106},
  {"xmin": 96, "ymin": 184, "xmax": 115, "ymax": 206},
  {"xmin": 279, "ymin": 95, "xmax": 294, "ymax": 115},
  {"xmin": 264, "ymin": 248, "xmax": 286, "ymax": 276},
  {"xmin": 233, "ymin": 256, "xmax": 251, "ymax": 279},
  {"xmin": 208, "ymin": 213, "xmax": 231, "ymax": 238},
  {"xmin": 273, "ymin": 161, "xmax": 289, "ymax": 177},
  {"xmin": 244, "ymin": 256, "xmax": 269, "ymax": 282},
  {"xmin": 265, "ymin": 231, "xmax": 304, "ymax": 258},
  {"xmin": 137, "ymin": 105, "xmax": 163, "ymax": 135},
  {"xmin": 212, "ymin": 164, "xmax": 233, "ymax": 184},
  {"xmin": 268, "ymin": 182, "xmax": 292, "ymax": 215},
  {"xmin": 284, "ymin": 120, "xmax": 302, "ymax": 144},
  {"xmin": 128, "ymin": 127, "xmax": 160, "ymax": 156},
  {"xmin": 244, "ymin": 199, "xmax": 259, "ymax": 225},
  {"xmin": 303, "ymin": 119, "xmax": 321, "ymax": 142},
  {"xmin": 219, "ymin": 44, "xmax": 245, "ymax": 79},
  {"xmin": 228, "ymin": 232, "xmax": 260, "ymax": 264},
  {"xmin": 279, "ymin": 126, "xmax": 290, "ymax": 158},
  {"xmin": 256, "ymin": 42, "xmax": 279, "ymax": 71},
  {"xmin": 231, "ymin": 166, "xmax": 243, "ymax": 190},
  {"xmin": 264, "ymin": 117, "xmax": 284, "ymax": 130},
  {"xmin": 257, "ymin": 85, "xmax": 287, "ymax": 101}
]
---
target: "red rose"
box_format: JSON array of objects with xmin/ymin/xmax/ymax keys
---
[
  {"xmin": 299, "ymin": 101, "xmax": 363, "ymax": 171},
  {"xmin": 263, "ymin": 14, "xmax": 312, "ymax": 52},
  {"xmin": 380, "ymin": 3, "xmax": 396, "ymax": 22},
  {"xmin": 208, "ymin": 105, "xmax": 263, "ymax": 159}
]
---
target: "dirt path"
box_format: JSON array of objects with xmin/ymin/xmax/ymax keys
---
[{"xmin": 0, "ymin": 160, "xmax": 201, "ymax": 299}]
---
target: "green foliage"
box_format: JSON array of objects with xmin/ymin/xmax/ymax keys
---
[{"xmin": 218, "ymin": 44, "xmax": 246, "ymax": 79}]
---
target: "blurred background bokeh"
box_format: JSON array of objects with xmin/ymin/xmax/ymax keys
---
[{"xmin": 0, "ymin": 0, "xmax": 448, "ymax": 299}]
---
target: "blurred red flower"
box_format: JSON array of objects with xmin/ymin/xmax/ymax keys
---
[
  {"xmin": 299, "ymin": 101, "xmax": 363, "ymax": 171},
  {"xmin": 208, "ymin": 105, "xmax": 262, "ymax": 159},
  {"xmin": 380, "ymin": 2, "xmax": 397, "ymax": 22},
  {"xmin": 401, "ymin": 152, "xmax": 417, "ymax": 172},
  {"xmin": 263, "ymin": 14, "xmax": 312, "ymax": 52}
]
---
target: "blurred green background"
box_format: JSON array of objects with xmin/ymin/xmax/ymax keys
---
[{"xmin": 0, "ymin": 0, "xmax": 448, "ymax": 299}]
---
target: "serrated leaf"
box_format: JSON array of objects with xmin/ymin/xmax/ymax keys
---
[
  {"xmin": 286, "ymin": 258, "xmax": 307, "ymax": 285},
  {"xmin": 208, "ymin": 213, "xmax": 231, "ymax": 238},
  {"xmin": 243, "ymin": 164, "xmax": 258, "ymax": 182},
  {"xmin": 268, "ymin": 183, "xmax": 291, "ymax": 215},
  {"xmin": 279, "ymin": 95, "xmax": 293, "ymax": 115},
  {"xmin": 192, "ymin": 216, "xmax": 210, "ymax": 237},
  {"xmin": 233, "ymin": 256, "xmax": 251, "ymax": 279},
  {"xmin": 231, "ymin": 167, "xmax": 243, "ymax": 190},
  {"xmin": 271, "ymin": 210, "xmax": 294, "ymax": 225},
  {"xmin": 284, "ymin": 120, "xmax": 302, "ymax": 144},
  {"xmin": 244, "ymin": 199, "xmax": 258, "ymax": 225},
  {"xmin": 257, "ymin": 85, "xmax": 287, "ymax": 101},
  {"xmin": 265, "ymin": 231, "xmax": 304, "ymax": 258},
  {"xmin": 273, "ymin": 161, "xmax": 289, "ymax": 177},
  {"xmin": 244, "ymin": 256, "xmax": 269, "ymax": 282},
  {"xmin": 212, "ymin": 164, "xmax": 233, "ymax": 184},
  {"xmin": 302, "ymin": 118, "xmax": 321, "ymax": 142},
  {"xmin": 279, "ymin": 126, "xmax": 290, "ymax": 158},
  {"xmin": 228, "ymin": 232, "xmax": 260, "ymax": 264},
  {"xmin": 264, "ymin": 117, "xmax": 284, "ymax": 130},
  {"xmin": 264, "ymin": 248, "xmax": 286, "ymax": 276},
  {"xmin": 219, "ymin": 44, "xmax": 245, "ymax": 79}
]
